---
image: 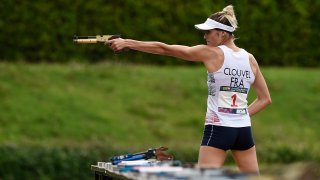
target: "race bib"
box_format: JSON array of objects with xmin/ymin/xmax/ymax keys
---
[{"xmin": 217, "ymin": 86, "xmax": 248, "ymax": 114}]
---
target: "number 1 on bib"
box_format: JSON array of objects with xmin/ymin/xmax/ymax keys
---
[{"xmin": 231, "ymin": 94, "xmax": 238, "ymax": 107}]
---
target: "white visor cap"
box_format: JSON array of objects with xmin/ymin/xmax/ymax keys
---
[{"xmin": 195, "ymin": 18, "xmax": 235, "ymax": 32}]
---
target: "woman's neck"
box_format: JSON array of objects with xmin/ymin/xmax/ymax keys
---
[{"xmin": 223, "ymin": 39, "xmax": 241, "ymax": 52}]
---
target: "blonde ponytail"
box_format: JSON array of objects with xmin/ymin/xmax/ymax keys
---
[
  {"xmin": 221, "ymin": 5, "xmax": 238, "ymax": 30},
  {"xmin": 209, "ymin": 5, "xmax": 238, "ymax": 32}
]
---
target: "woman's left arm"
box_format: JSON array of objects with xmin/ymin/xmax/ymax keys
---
[{"xmin": 248, "ymin": 55, "xmax": 272, "ymax": 116}]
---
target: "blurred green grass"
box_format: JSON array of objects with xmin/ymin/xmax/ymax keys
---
[{"xmin": 0, "ymin": 62, "xmax": 319, "ymax": 162}]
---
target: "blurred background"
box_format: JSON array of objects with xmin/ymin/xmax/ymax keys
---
[{"xmin": 0, "ymin": 0, "xmax": 319, "ymax": 179}]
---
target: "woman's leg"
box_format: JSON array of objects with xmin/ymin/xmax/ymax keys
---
[
  {"xmin": 197, "ymin": 146, "xmax": 227, "ymax": 168},
  {"xmin": 231, "ymin": 146, "xmax": 259, "ymax": 174}
]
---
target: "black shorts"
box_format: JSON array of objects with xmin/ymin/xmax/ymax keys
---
[{"xmin": 201, "ymin": 125, "xmax": 254, "ymax": 151}]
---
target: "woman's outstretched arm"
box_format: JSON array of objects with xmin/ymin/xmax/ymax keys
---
[{"xmin": 107, "ymin": 38, "xmax": 216, "ymax": 62}]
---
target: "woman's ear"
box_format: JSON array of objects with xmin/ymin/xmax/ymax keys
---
[{"xmin": 221, "ymin": 31, "xmax": 226, "ymax": 37}]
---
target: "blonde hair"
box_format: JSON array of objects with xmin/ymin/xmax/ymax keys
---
[{"xmin": 209, "ymin": 5, "xmax": 238, "ymax": 32}]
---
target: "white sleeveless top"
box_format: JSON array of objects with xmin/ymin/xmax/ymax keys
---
[{"xmin": 205, "ymin": 45, "xmax": 255, "ymax": 127}]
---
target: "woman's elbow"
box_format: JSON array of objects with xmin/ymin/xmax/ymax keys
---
[{"xmin": 265, "ymin": 97, "xmax": 272, "ymax": 106}]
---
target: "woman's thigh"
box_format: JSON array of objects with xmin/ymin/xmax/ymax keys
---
[
  {"xmin": 231, "ymin": 146, "xmax": 259, "ymax": 174},
  {"xmin": 197, "ymin": 146, "xmax": 226, "ymax": 168}
]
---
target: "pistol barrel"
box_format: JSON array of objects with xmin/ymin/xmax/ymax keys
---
[{"xmin": 73, "ymin": 35, "xmax": 98, "ymax": 43}]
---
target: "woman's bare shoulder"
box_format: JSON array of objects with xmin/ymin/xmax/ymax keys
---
[{"xmin": 248, "ymin": 53, "xmax": 259, "ymax": 76}]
